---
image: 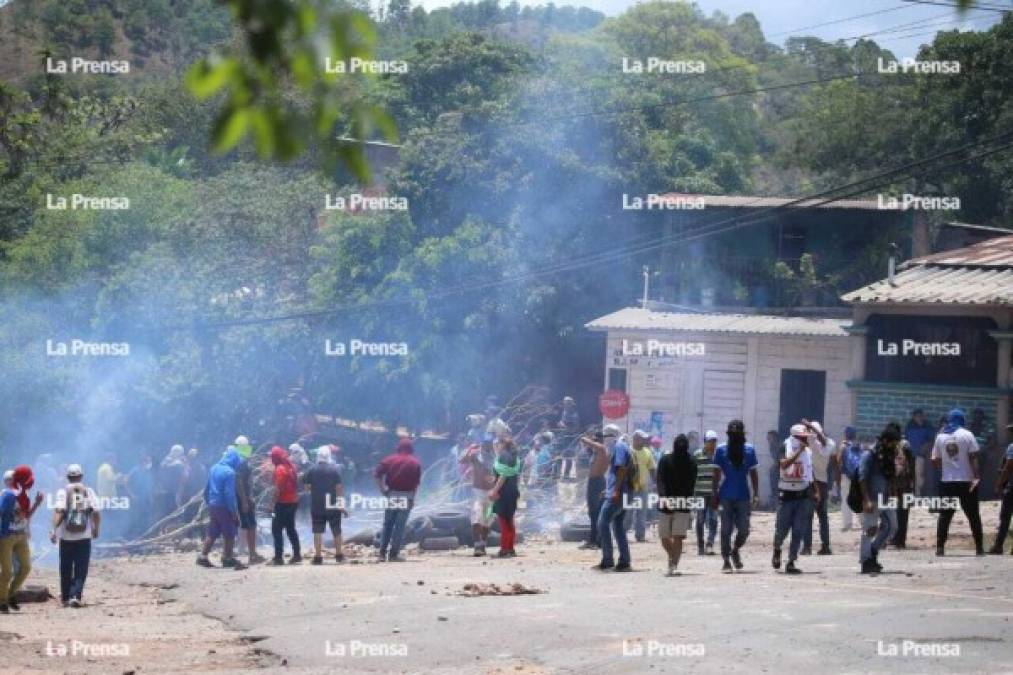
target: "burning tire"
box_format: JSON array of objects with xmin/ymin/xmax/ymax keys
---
[
  {"xmin": 559, "ymin": 521, "xmax": 591, "ymax": 542},
  {"xmin": 346, "ymin": 529, "xmax": 378, "ymax": 545}
]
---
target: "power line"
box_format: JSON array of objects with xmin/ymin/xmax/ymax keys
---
[
  {"xmin": 900, "ymin": 0, "xmax": 1011, "ymax": 13},
  {"xmin": 185, "ymin": 129, "xmax": 1013, "ymax": 330}
]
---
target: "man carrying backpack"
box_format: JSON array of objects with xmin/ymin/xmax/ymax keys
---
[{"xmin": 49, "ymin": 464, "xmax": 101, "ymax": 608}]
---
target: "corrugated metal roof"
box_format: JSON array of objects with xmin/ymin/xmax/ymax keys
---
[
  {"xmin": 655, "ymin": 193, "xmax": 883, "ymax": 210},
  {"xmin": 909, "ymin": 234, "xmax": 1013, "ymax": 267},
  {"xmin": 842, "ymin": 265, "xmax": 1013, "ymax": 306},
  {"xmin": 843, "ymin": 235, "xmax": 1013, "ymax": 306},
  {"xmin": 586, "ymin": 307, "xmax": 850, "ymax": 337}
]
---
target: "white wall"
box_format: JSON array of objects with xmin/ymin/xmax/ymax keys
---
[{"xmin": 601, "ymin": 330, "xmax": 853, "ymax": 502}]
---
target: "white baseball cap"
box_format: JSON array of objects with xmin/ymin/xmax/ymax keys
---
[
  {"xmin": 234, "ymin": 435, "xmax": 250, "ymax": 446},
  {"xmin": 704, "ymin": 430, "xmax": 719, "ymax": 441},
  {"xmin": 632, "ymin": 429, "xmax": 650, "ymax": 441},
  {"xmin": 790, "ymin": 424, "xmax": 808, "ymax": 437},
  {"xmin": 66, "ymin": 464, "xmax": 84, "ymax": 477},
  {"xmin": 603, "ymin": 424, "xmax": 622, "ymax": 438}
]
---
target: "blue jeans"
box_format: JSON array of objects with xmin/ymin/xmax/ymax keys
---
[
  {"xmin": 719, "ymin": 499, "xmax": 751, "ymax": 558},
  {"xmin": 624, "ymin": 488, "xmax": 649, "ymax": 541},
  {"xmin": 379, "ymin": 491, "xmax": 414, "ymax": 559},
  {"xmin": 774, "ymin": 493, "xmax": 809, "ymax": 561},
  {"xmin": 597, "ymin": 496, "xmax": 629, "ymax": 567},
  {"xmin": 861, "ymin": 507, "xmax": 897, "ymax": 562},
  {"xmin": 695, "ymin": 504, "xmax": 717, "ymax": 549}
]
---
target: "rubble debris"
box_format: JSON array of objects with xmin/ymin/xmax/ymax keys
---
[{"xmin": 456, "ymin": 582, "xmax": 544, "ymax": 597}]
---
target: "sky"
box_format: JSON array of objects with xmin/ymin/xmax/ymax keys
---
[{"xmin": 414, "ymin": 0, "xmax": 1008, "ymax": 57}]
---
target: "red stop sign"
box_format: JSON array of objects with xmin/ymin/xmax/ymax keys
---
[{"xmin": 598, "ymin": 389, "xmax": 630, "ymax": 419}]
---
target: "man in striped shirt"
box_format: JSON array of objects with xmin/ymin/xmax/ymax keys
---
[{"xmin": 694, "ymin": 431, "xmax": 719, "ymax": 556}]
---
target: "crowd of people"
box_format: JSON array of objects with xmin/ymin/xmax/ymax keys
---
[{"xmin": 1, "ymin": 399, "xmax": 1011, "ymax": 614}]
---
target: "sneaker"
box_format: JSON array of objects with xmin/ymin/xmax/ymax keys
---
[
  {"xmin": 800, "ymin": 547, "xmax": 813, "ymax": 556},
  {"xmin": 705, "ymin": 544, "xmax": 716, "ymax": 556},
  {"xmin": 817, "ymin": 546, "xmax": 832, "ymax": 556},
  {"xmin": 7, "ymin": 599, "xmax": 19, "ymax": 611},
  {"xmin": 722, "ymin": 559, "xmax": 733, "ymax": 574},
  {"xmin": 861, "ymin": 560, "xmax": 880, "ymax": 574},
  {"xmin": 0, "ymin": 604, "xmax": 8, "ymax": 614},
  {"xmin": 312, "ymin": 556, "xmax": 323, "ymax": 565},
  {"xmin": 222, "ymin": 558, "xmax": 248, "ymax": 570},
  {"xmin": 987, "ymin": 546, "xmax": 1003, "ymax": 555},
  {"xmin": 388, "ymin": 555, "xmax": 407, "ymax": 562},
  {"xmin": 196, "ymin": 555, "xmax": 214, "ymax": 568},
  {"xmin": 377, "ymin": 551, "xmax": 387, "ymax": 562},
  {"xmin": 249, "ymin": 553, "xmax": 267, "ymax": 565},
  {"xmin": 473, "ymin": 544, "xmax": 487, "ymax": 557},
  {"xmin": 289, "ymin": 555, "xmax": 303, "ymax": 564},
  {"xmin": 335, "ymin": 554, "xmax": 346, "ymax": 563},
  {"xmin": 592, "ymin": 562, "xmax": 615, "ymax": 571},
  {"xmin": 614, "ymin": 563, "xmax": 632, "ymax": 572},
  {"xmin": 771, "ymin": 548, "xmax": 782, "ymax": 570},
  {"xmin": 270, "ymin": 558, "xmax": 286, "ymax": 566},
  {"xmin": 935, "ymin": 546, "xmax": 945, "ymax": 557},
  {"xmin": 667, "ymin": 561, "xmax": 678, "ymax": 577},
  {"xmin": 785, "ymin": 561, "xmax": 802, "ymax": 575},
  {"xmin": 731, "ymin": 548, "xmax": 743, "ymax": 570},
  {"xmin": 69, "ymin": 598, "xmax": 82, "ymax": 608}
]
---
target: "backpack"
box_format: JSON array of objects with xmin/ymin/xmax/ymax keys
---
[
  {"xmin": 846, "ymin": 475, "xmax": 864, "ymax": 514},
  {"xmin": 64, "ymin": 484, "xmax": 93, "ymax": 534}
]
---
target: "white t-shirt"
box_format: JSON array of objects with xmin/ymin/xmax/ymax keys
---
[
  {"xmin": 54, "ymin": 484, "xmax": 101, "ymax": 541},
  {"xmin": 931, "ymin": 428, "xmax": 979, "ymax": 483},
  {"xmin": 779, "ymin": 439, "xmax": 813, "ymax": 491},
  {"xmin": 810, "ymin": 437, "xmax": 836, "ymax": 483}
]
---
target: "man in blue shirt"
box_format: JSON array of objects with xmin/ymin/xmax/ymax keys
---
[
  {"xmin": 593, "ymin": 424, "xmax": 632, "ymax": 572},
  {"xmin": 837, "ymin": 427, "xmax": 864, "ymax": 532},
  {"xmin": 905, "ymin": 408, "xmax": 936, "ymax": 497},
  {"xmin": 711, "ymin": 420, "xmax": 759, "ymax": 573}
]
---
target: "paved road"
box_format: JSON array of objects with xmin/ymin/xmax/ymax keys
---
[{"xmin": 110, "ymin": 505, "xmax": 1012, "ymax": 674}]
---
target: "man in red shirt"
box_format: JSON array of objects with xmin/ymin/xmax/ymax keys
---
[
  {"xmin": 270, "ymin": 446, "xmax": 302, "ymax": 565},
  {"xmin": 374, "ymin": 438, "xmax": 422, "ymax": 562}
]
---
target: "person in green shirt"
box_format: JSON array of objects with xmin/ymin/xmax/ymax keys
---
[
  {"xmin": 624, "ymin": 430, "xmax": 657, "ymax": 542},
  {"xmin": 694, "ymin": 431, "xmax": 719, "ymax": 555}
]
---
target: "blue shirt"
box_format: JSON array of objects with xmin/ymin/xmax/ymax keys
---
[
  {"xmin": 840, "ymin": 442, "xmax": 865, "ymax": 481},
  {"xmin": 605, "ymin": 440, "xmax": 632, "ymax": 496},
  {"xmin": 713, "ymin": 443, "xmax": 758, "ymax": 501},
  {"xmin": 0, "ymin": 489, "xmax": 17, "ymax": 537},
  {"xmin": 858, "ymin": 449, "xmax": 888, "ymax": 499},
  {"xmin": 904, "ymin": 421, "xmax": 936, "ymax": 459}
]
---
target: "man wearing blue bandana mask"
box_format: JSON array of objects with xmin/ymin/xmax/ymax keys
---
[{"xmin": 931, "ymin": 409, "xmax": 984, "ymax": 556}]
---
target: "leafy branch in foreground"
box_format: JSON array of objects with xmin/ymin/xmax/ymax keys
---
[{"xmin": 187, "ymin": 0, "xmax": 398, "ymax": 182}]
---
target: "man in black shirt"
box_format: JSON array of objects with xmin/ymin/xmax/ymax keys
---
[
  {"xmin": 302, "ymin": 447, "xmax": 346, "ymax": 564},
  {"xmin": 657, "ymin": 434, "xmax": 697, "ymax": 576}
]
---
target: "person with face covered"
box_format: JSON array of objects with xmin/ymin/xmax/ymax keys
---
[
  {"xmin": 463, "ymin": 437, "xmax": 497, "ymax": 557},
  {"xmin": 197, "ymin": 448, "xmax": 246, "ymax": 569},
  {"xmin": 489, "ymin": 438, "xmax": 522, "ymax": 557},
  {"xmin": 772, "ymin": 421, "xmax": 829, "ymax": 574},
  {"xmin": 156, "ymin": 444, "xmax": 187, "ymax": 522},
  {"xmin": 802, "ymin": 421, "xmax": 836, "ymax": 556},
  {"xmin": 1, "ymin": 466, "xmax": 43, "ymax": 613},
  {"xmin": 711, "ymin": 420, "xmax": 759, "ymax": 573},
  {"xmin": 232, "ymin": 435, "xmax": 265, "ymax": 565},
  {"xmin": 932, "ymin": 409, "xmax": 984, "ymax": 556},
  {"xmin": 859, "ymin": 425, "xmax": 901, "ymax": 574},
  {"xmin": 270, "ymin": 445, "xmax": 302, "ymax": 565}
]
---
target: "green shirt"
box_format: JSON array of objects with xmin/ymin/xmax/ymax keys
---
[{"xmin": 693, "ymin": 449, "xmax": 717, "ymax": 498}]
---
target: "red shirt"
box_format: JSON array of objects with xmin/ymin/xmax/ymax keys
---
[
  {"xmin": 374, "ymin": 452, "xmax": 422, "ymax": 492},
  {"xmin": 273, "ymin": 464, "xmax": 299, "ymax": 504}
]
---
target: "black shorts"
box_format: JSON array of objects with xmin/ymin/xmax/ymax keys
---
[
  {"xmin": 238, "ymin": 508, "xmax": 256, "ymax": 530},
  {"xmin": 311, "ymin": 512, "xmax": 342, "ymax": 534}
]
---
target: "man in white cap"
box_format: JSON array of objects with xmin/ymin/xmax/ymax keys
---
[
  {"xmin": 802, "ymin": 421, "xmax": 836, "ymax": 556},
  {"xmin": 50, "ymin": 464, "xmax": 101, "ymax": 608},
  {"xmin": 693, "ymin": 431, "xmax": 720, "ymax": 555},
  {"xmin": 593, "ymin": 424, "xmax": 633, "ymax": 571},
  {"xmin": 624, "ymin": 430, "xmax": 656, "ymax": 543},
  {"xmin": 772, "ymin": 420, "xmax": 829, "ymax": 574},
  {"xmin": 302, "ymin": 446, "xmax": 346, "ymax": 564}
]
